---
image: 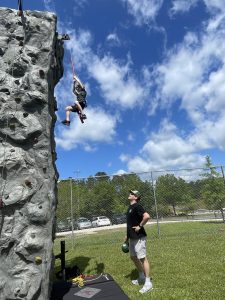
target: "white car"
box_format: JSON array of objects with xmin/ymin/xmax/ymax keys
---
[{"xmin": 92, "ymin": 216, "xmax": 111, "ymax": 227}]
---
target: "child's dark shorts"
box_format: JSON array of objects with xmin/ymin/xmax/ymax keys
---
[{"xmin": 71, "ymin": 101, "xmax": 86, "ymax": 112}]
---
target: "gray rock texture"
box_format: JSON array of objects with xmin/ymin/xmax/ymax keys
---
[{"xmin": 0, "ymin": 7, "xmax": 64, "ymax": 300}]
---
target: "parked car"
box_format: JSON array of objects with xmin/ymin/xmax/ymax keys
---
[
  {"xmin": 111, "ymin": 213, "xmax": 127, "ymax": 225},
  {"xmin": 92, "ymin": 216, "xmax": 111, "ymax": 227},
  {"xmin": 74, "ymin": 217, "xmax": 92, "ymax": 230},
  {"xmin": 56, "ymin": 220, "xmax": 71, "ymax": 232}
]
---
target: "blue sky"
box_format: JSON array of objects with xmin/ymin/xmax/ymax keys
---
[{"xmin": 3, "ymin": 0, "xmax": 225, "ymax": 179}]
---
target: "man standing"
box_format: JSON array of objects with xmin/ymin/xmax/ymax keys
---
[{"xmin": 126, "ymin": 190, "xmax": 152, "ymax": 294}]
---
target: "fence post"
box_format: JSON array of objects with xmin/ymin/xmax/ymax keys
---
[
  {"xmin": 151, "ymin": 171, "xmax": 160, "ymax": 237},
  {"xmin": 221, "ymin": 166, "xmax": 225, "ymax": 186},
  {"xmin": 69, "ymin": 177, "xmax": 75, "ymax": 249}
]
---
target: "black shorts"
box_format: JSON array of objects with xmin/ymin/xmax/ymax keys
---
[{"xmin": 71, "ymin": 102, "xmax": 86, "ymax": 112}]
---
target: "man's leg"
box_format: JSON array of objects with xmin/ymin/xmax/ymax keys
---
[
  {"xmin": 75, "ymin": 101, "xmax": 83, "ymax": 115},
  {"xmin": 62, "ymin": 106, "xmax": 72, "ymax": 125},
  {"xmin": 130, "ymin": 256, "xmax": 144, "ymax": 273},
  {"xmin": 75, "ymin": 101, "xmax": 86, "ymax": 119},
  {"xmin": 140, "ymin": 257, "xmax": 150, "ymax": 278},
  {"xmin": 130, "ymin": 256, "xmax": 145, "ymax": 285},
  {"xmin": 139, "ymin": 256, "xmax": 152, "ymax": 294},
  {"xmin": 66, "ymin": 107, "xmax": 72, "ymax": 121}
]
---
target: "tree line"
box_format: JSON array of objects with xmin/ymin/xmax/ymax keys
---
[{"xmin": 56, "ymin": 157, "xmax": 225, "ymax": 223}]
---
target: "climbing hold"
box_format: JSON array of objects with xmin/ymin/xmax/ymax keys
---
[
  {"xmin": 9, "ymin": 122, "xmax": 16, "ymax": 130},
  {"xmin": 23, "ymin": 112, "xmax": 28, "ymax": 118},
  {"xmin": 15, "ymin": 97, "xmax": 21, "ymax": 103},
  {"xmin": 39, "ymin": 70, "xmax": 45, "ymax": 79},
  {"xmin": 33, "ymin": 137, "xmax": 38, "ymax": 144},
  {"xmin": 24, "ymin": 180, "xmax": 32, "ymax": 188},
  {"xmin": 35, "ymin": 256, "xmax": 42, "ymax": 265}
]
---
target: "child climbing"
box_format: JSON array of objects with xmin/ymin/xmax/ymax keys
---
[{"xmin": 62, "ymin": 75, "xmax": 87, "ymax": 126}]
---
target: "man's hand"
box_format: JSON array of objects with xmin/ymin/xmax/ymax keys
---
[{"xmin": 132, "ymin": 225, "xmax": 141, "ymax": 233}]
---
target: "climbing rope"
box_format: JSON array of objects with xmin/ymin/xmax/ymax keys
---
[
  {"xmin": 72, "ymin": 273, "xmax": 103, "ymax": 288},
  {"xmin": 69, "ymin": 48, "xmax": 75, "ymax": 77}
]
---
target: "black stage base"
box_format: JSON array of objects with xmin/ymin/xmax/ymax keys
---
[{"xmin": 51, "ymin": 273, "xmax": 130, "ymax": 300}]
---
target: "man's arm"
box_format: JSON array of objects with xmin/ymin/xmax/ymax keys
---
[
  {"xmin": 139, "ymin": 212, "xmax": 150, "ymax": 227},
  {"xmin": 73, "ymin": 75, "xmax": 84, "ymax": 89},
  {"xmin": 132, "ymin": 212, "xmax": 150, "ymax": 232}
]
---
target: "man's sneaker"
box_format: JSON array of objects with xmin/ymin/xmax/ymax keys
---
[
  {"xmin": 139, "ymin": 282, "xmax": 153, "ymax": 294},
  {"xmin": 132, "ymin": 278, "xmax": 145, "ymax": 285},
  {"xmin": 62, "ymin": 120, "xmax": 70, "ymax": 126},
  {"xmin": 81, "ymin": 114, "xmax": 87, "ymax": 120}
]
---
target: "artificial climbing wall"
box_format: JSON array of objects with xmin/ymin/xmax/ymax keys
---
[{"xmin": 0, "ymin": 8, "xmax": 63, "ymax": 300}]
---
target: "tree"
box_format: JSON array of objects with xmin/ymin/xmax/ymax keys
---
[
  {"xmin": 155, "ymin": 174, "xmax": 190, "ymax": 215},
  {"xmin": 201, "ymin": 156, "xmax": 225, "ymax": 222}
]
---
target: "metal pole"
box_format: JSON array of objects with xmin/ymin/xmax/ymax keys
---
[
  {"xmin": 75, "ymin": 170, "xmax": 80, "ymax": 217},
  {"xmin": 220, "ymin": 166, "xmax": 225, "ymax": 222},
  {"xmin": 69, "ymin": 177, "xmax": 75, "ymax": 249},
  {"xmin": 61, "ymin": 240, "xmax": 66, "ymax": 281},
  {"xmin": 151, "ymin": 171, "xmax": 160, "ymax": 237},
  {"xmin": 221, "ymin": 166, "xmax": 225, "ymax": 186}
]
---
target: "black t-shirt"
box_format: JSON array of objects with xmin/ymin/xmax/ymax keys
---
[{"xmin": 126, "ymin": 202, "xmax": 147, "ymax": 239}]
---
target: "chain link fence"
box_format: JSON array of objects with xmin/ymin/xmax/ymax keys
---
[{"xmin": 55, "ymin": 166, "xmax": 225, "ymax": 249}]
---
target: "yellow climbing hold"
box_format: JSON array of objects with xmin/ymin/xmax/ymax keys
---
[{"xmin": 35, "ymin": 256, "xmax": 42, "ymax": 265}]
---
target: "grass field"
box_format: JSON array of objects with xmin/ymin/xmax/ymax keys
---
[{"xmin": 54, "ymin": 222, "xmax": 225, "ymax": 300}]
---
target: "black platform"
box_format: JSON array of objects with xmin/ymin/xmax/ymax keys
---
[{"xmin": 51, "ymin": 273, "xmax": 130, "ymax": 300}]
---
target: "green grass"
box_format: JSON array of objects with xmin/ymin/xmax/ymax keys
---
[{"xmin": 54, "ymin": 222, "xmax": 225, "ymax": 300}]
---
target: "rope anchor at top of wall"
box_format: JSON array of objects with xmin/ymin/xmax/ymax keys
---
[{"xmin": 18, "ymin": 0, "xmax": 23, "ymax": 17}]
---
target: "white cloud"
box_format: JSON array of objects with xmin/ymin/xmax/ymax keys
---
[
  {"xmin": 89, "ymin": 55, "xmax": 145, "ymax": 108},
  {"xmin": 122, "ymin": 9, "xmax": 225, "ymax": 173},
  {"xmin": 127, "ymin": 132, "xmax": 135, "ymax": 141},
  {"xmin": 56, "ymin": 107, "xmax": 117, "ymax": 150},
  {"xmin": 150, "ymin": 15, "xmax": 225, "ymax": 128},
  {"xmin": 114, "ymin": 169, "xmax": 127, "ymax": 175},
  {"xmin": 121, "ymin": 0, "xmax": 164, "ymax": 25},
  {"xmin": 106, "ymin": 33, "xmax": 121, "ymax": 46},
  {"xmin": 72, "ymin": 0, "xmax": 88, "ymax": 16},
  {"xmin": 171, "ymin": 0, "xmax": 225, "ymax": 15},
  {"xmin": 62, "ymin": 29, "xmax": 148, "ymax": 109},
  {"xmin": 122, "ymin": 119, "xmax": 207, "ymax": 173},
  {"xmin": 170, "ymin": 0, "xmax": 199, "ymax": 14},
  {"xmin": 43, "ymin": 0, "xmax": 56, "ymax": 12}
]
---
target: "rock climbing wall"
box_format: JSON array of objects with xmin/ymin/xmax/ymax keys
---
[{"xmin": 0, "ymin": 7, "xmax": 63, "ymax": 300}]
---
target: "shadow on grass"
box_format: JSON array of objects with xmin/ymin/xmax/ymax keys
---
[
  {"xmin": 54, "ymin": 256, "xmax": 105, "ymax": 280},
  {"xmin": 125, "ymin": 269, "xmax": 138, "ymax": 280}
]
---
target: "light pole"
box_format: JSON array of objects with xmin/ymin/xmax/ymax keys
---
[
  {"xmin": 74, "ymin": 170, "xmax": 80, "ymax": 217},
  {"xmin": 69, "ymin": 177, "xmax": 75, "ymax": 249}
]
